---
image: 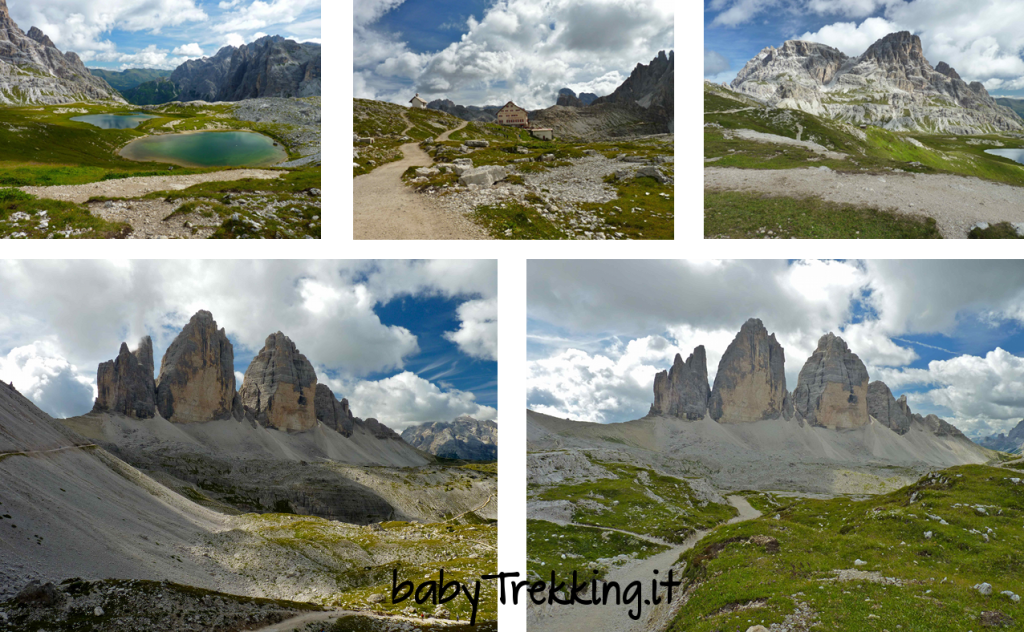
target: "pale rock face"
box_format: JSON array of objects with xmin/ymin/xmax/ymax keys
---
[
  {"xmin": 94, "ymin": 337, "xmax": 156, "ymax": 419},
  {"xmin": 867, "ymin": 381, "xmax": 910, "ymax": 434},
  {"xmin": 708, "ymin": 318, "xmax": 789, "ymax": 422},
  {"xmin": 650, "ymin": 346, "xmax": 710, "ymax": 420},
  {"xmin": 731, "ymin": 31, "xmax": 1023, "ymax": 134},
  {"xmin": 793, "ymin": 333, "xmax": 869, "ymax": 430},
  {"xmin": 156, "ymin": 311, "xmax": 236, "ymax": 423},
  {"xmin": 0, "ymin": 0, "xmax": 122, "ymax": 104},
  {"xmin": 170, "ymin": 35, "xmax": 320, "ymax": 101},
  {"xmin": 314, "ymin": 383, "xmax": 354, "ymax": 437},
  {"xmin": 239, "ymin": 332, "xmax": 317, "ymax": 432},
  {"xmin": 402, "ymin": 416, "xmax": 498, "ymax": 460}
]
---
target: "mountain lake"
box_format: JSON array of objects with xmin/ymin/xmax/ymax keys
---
[
  {"xmin": 71, "ymin": 113, "xmax": 158, "ymax": 129},
  {"xmin": 985, "ymin": 148, "xmax": 1024, "ymax": 165},
  {"xmin": 119, "ymin": 130, "xmax": 288, "ymax": 167}
]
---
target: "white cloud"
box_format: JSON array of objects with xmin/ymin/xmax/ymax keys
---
[
  {"xmin": 0, "ymin": 341, "xmax": 94, "ymax": 419},
  {"xmin": 710, "ymin": 0, "xmax": 778, "ymax": 27},
  {"xmin": 705, "ymin": 50, "xmax": 731, "ymax": 75},
  {"xmin": 797, "ymin": 17, "xmax": 904, "ymax": 55},
  {"xmin": 9, "ymin": 0, "xmax": 207, "ymax": 61},
  {"xmin": 215, "ymin": 0, "xmax": 319, "ymax": 33},
  {"xmin": 0, "ymin": 261, "xmax": 494, "ymax": 421},
  {"xmin": 355, "ymin": 0, "xmax": 674, "ymax": 108},
  {"xmin": 444, "ymin": 298, "xmax": 498, "ymax": 362},
  {"xmin": 528, "ymin": 335, "xmax": 682, "ymax": 423},
  {"xmin": 172, "ymin": 42, "xmax": 204, "ymax": 56},
  {"xmin": 528, "ymin": 260, "xmax": 1024, "ymax": 429},
  {"xmin": 806, "ymin": 0, "xmax": 886, "ymax": 18},
  {"xmin": 328, "ymin": 371, "xmax": 497, "ymax": 431},
  {"xmin": 225, "ymin": 32, "xmax": 248, "ymax": 47}
]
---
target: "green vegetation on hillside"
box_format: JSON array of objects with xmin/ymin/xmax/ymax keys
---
[
  {"xmin": 353, "ymin": 99, "xmax": 463, "ymax": 176},
  {"xmin": 123, "ymin": 80, "xmax": 179, "ymax": 105},
  {"xmin": 88, "ymin": 68, "xmax": 172, "ymax": 92},
  {"xmin": 670, "ymin": 465, "xmax": 1024, "ymax": 632},
  {"xmin": 705, "ymin": 190, "xmax": 942, "ymax": 239},
  {"xmin": 704, "ymin": 83, "xmax": 1024, "ymax": 238},
  {"xmin": 996, "ymin": 97, "xmax": 1024, "ymax": 119}
]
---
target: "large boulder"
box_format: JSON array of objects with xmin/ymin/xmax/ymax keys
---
[
  {"xmin": 708, "ymin": 318, "xmax": 789, "ymax": 422},
  {"xmin": 156, "ymin": 311, "xmax": 236, "ymax": 423},
  {"xmin": 650, "ymin": 346, "xmax": 710, "ymax": 420},
  {"xmin": 239, "ymin": 332, "xmax": 318, "ymax": 432},
  {"xmin": 867, "ymin": 380, "xmax": 911, "ymax": 434},
  {"xmin": 459, "ymin": 165, "xmax": 507, "ymax": 187},
  {"xmin": 314, "ymin": 383, "xmax": 354, "ymax": 437},
  {"xmin": 94, "ymin": 336, "xmax": 156, "ymax": 419},
  {"xmin": 792, "ymin": 333, "xmax": 869, "ymax": 430}
]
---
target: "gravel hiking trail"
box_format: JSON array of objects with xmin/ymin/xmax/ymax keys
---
[
  {"xmin": 529, "ymin": 495, "xmax": 761, "ymax": 632},
  {"xmin": 252, "ymin": 610, "xmax": 460, "ymax": 631},
  {"xmin": 705, "ymin": 166, "xmax": 1024, "ymax": 238},
  {"xmin": 20, "ymin": 169, "xmax": 283, "ymax": 204},
  {"xmin": 353, "ymin": 118, "xmax": 490, "ymax": 240}
]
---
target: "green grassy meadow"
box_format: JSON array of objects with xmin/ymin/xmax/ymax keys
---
[
  {"xmin": 704, "ymin": 83, "xmax": 1024, "ymax": 238},
  {"xmin": 671, "ymin": 464, "xmax": 1024, "ymax": 631},
  {"xmin": 0, "ymin": 100, "xmax": 319, "ymax": 238}
]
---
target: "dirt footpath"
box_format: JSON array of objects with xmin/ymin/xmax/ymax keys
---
[
  {"xmin": 705, "ymin": 166, "xmax": 1024, "ymax": 238},
  {"xmin": 353, "ymin": 120, "xmax": 491, "ymax": 240},
  {"xmin": 21, "ymin": 169, "xmax": 282, "ymax": 204}
]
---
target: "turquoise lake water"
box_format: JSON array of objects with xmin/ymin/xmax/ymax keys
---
[
  {"xmin": 71, "ymin": 113, "xmax": 158, "ymax": 129},
  {"xmin": 119, "ymin": 131, "xmax": 287, "ymax": 168},
  {"xmin": 984, "ymin": 148, "xmax": 1024, "ymax": 165}
]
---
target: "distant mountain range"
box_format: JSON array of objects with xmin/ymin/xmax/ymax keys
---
[
  {"xmin": 995, "ymin": 97, "xmax": 1024, "ymax": 119},
  {"xmin": 171, "ymin": 36, "xmax": 320, "ymax": 102},
  {"xmin": 74, "ymin": 35, "xmax": 318, "ymax": 106},
  {"xmin": 556, "ymin": 88, "xmax": 599, "ymax": 107},
  {"xmin": 425, "ymin": 99, "xmax": 502, "ymax": 123},
  {"xmin": 402, "ymin": 416, "xmax": 497, "ymax": 461},
  {"xmin": 976, "ymin": 419, "xmax": 1024, "ymax": 453},
  {"xmin": 87, "ymin": 68, "xmax": 171, "ymax": 92}
]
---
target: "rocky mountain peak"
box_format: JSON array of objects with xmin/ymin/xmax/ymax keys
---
[
  {"xmin": 861, "ymin": 31, "xmax": 927, "ymax": 67},
  {"xmin": 867, "ymin": 380, "xmax": 910, "ymax": 434},
  {"xmin": 591, "ymin": 49, "xmax": 673, "ymax": 123},
  {"xmin": 708, "ymin": 318, "xmax": 789, "ymax": 422},
  {"xmin": 314, "ymin": 383, "xmax": 355, "ymax": 437},
  {"xmin": 156, "ymin": 310, "xmax": 236, "ymax": 424},
  {"xmin": 94, "ymin": 336, "xmax": 156, "ymax": 420},
  {"xmin": 650, "ymin": 346, "xmax": 710, "ymax": 420},
  {"xmin": 402, "ymin": 417, "xmax": 497, "ymax": 460},
  {"xmin": 238, "ymin": 332, "xmax": 318, "ymax": 432},
  {"xmin": 25, "ymin": 26, "xmax": 55, "ymax": 49},
  {"xmin": 935, "ymin": 61, "xmax": 962, "ymax": 81},
  {"xmin": 792, "ymin": 332, "xmax": 870, "ymax": 430}
]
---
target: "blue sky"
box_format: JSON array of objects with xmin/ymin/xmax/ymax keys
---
[
  {"xmin": 7, "ymin": 0, "xmax": 321, "ymax": 70},
  {"xmin": 705, "ymin": 0, "xmax": 1024, "ymax": 98},
  {"xmin": 0, "ymin": 261, "xmax": 497, "ymax": 431},
  {"xmin": 355, "ymin": 0, "xmax": 674, "ymax": 109},
  {"xmin": 527, "ymin": 260, "xmax": 1024, "ymax": 439}
]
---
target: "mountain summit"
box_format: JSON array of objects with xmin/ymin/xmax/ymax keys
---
[
  {"xmin": 0, "ymin": 0, "xmax": 122, "ymax": 104},
  {"xmin": 730, "ymin": 31, "xmax": 1022, "ymax": 134}
]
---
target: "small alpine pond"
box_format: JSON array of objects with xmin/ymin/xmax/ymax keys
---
[
  {"xmin": 978, "ymin": 147, "xmax": 1024, "ymax": 164},
  {"xmin": 71, "ymin": 113, "xmax": 158, "ymax": 129},
  {"xmin": 119, "ymin": 131, "xmax": 287, "ymax": 168}
]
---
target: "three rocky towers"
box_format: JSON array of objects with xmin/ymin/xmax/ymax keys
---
[
  {"xmin": 649, "ymin": 317, "xmax": 966, "ymax": 437},
  {"xmin": 93, "ymin": 310, "xmax": 400, "ymax": 439}
]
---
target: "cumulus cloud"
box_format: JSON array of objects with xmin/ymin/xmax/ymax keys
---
[
  {"xmin": 9, "ymin": 0, "xmax": 207, "ymax": 61},
  {"xmin": 798, "ymin": 17, "xmax": 904, "ymax": 55},
  {"xmin": 806, "ymin": 0, "xmax": 886, "ymax": 18},
  {"xmin": 444, "ymin": 298, "xmax": 498, "ymax": 361},
  {"xmin": 705, "ymin": 50, "xmax": 731, "ymax": 75},
  {"xmin": 709, "ymin": 0, "xmax": 779, "ymax": 27},
  {"xmin": 328, "ymin": 371, "xmax": 498, "ymax": 431},
  {"xmin": 0, "ymin": 261, "xmax": 494, "ymax": 421},
  {"xmin": 172, "ymin": 43, "xmax": 204, "ymax": 56},
  {"xmin": 355, "ymin": 0, "xmax": 674, "ymax": 108},
  {"xmin": 528, "ymin": 260, "xmax": 1024, "ymax": 431},
  {"xmin": 0, "ymin": 341, "xmax": 94, "ymax": 419}
]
